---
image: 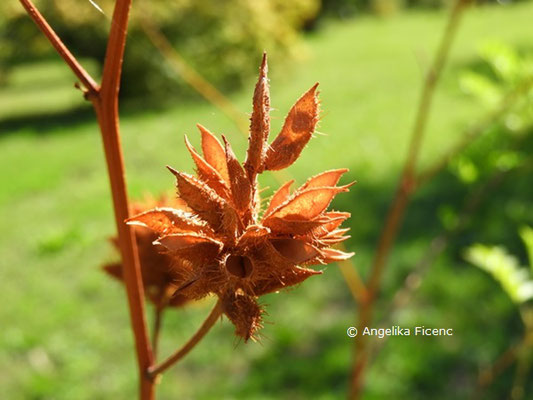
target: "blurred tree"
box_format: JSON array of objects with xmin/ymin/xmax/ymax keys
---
[
  {"xmin": 0, "ymin": 0, "xmax": 320, "ymax": 99},
  {"xmin": 320, "ymin": 0, "xmax": 532, "ymax": 19}
]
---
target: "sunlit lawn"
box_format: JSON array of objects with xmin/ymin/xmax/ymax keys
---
[{"xmin": 1, "ymin": 2, "xmax": 532, "ymax": 399}]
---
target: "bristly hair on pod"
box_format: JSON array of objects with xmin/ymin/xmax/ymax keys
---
[
  {"xmin": 103, "ymin": 195, "xmax": 192, "ymax": 311},
  {"xmin": 127, "ymin": 53, "xmax": 355, "ymax": 341}
]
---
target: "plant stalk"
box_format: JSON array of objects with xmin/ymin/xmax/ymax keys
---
[
  {"xmin": 148, "ymin": 300, "xmax": 223, "ymax": 378},
  {"xmin": 349, "ymin": 1, "xmax": 469, "ymax": 398},
  {"xmin": 18, "ymin": 1, "xmax": 155, "ymax": 398}
]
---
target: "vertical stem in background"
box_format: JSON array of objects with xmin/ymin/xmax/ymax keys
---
[
  {"xmin": 95, "ymin": 0, "xmax": 154, "ymax": 398},
  {"xmin": 349, "ymin": 1, "xmax": 469, "ymax": 398},
  {"xmin": 152, "ymin": 307, "xmax": 164, "ymax": 359},
  {"xmin": 92, "ymin": 106, "xmax": 155, "ymax": 398}
]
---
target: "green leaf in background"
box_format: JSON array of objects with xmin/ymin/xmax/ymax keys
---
[
  {"xmin": 450, "ymin": 155, "xmax": 479, "ymax": 184},
  {"xmin": 480, "ymin": 41, "xmax": 521, "ymax": 85},
  {"xmin": 459, "ymin": 70, "xmax": 501, "ymax": 107},
  {"xmin": 465, "ymin": 244, "xmax": 533, "ymax": 304},
  {"xmin": 491, "ymin": 150, "xmax": 523, "ymax": 172},
  {"xmin": 460, "ymin": 41, "xmax": 533, "ymax": 132},
  {"xmin": 519, "ymin": 226, "xmax": 533, "ymax": 272}
]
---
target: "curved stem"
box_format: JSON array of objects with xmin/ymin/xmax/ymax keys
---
[
  {"xmin": 18, "ymin": 0, "xmax": 99, "ymax": 97},
  {"xmin": 148, "ymin": 300, "xmax": 223, "ymax": 379},
  {"xmin": 338, "ymin": 253, "xmax": 368, "ymax": 305}
]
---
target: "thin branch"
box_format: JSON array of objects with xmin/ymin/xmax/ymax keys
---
[
  {"xmin": 473, "ymin": 334, "xmax": 532, "ymax": 400},
  {"xmin": 349, "ymin": 1, "xmax": 469, "ymax": 398},
  {"xmin": 477, "ymin": 343, "xmax": 521, "ymax": 394},
  {"xmin": 18, "ymin": 0, "xmax": 99, "ymax": 98},
  {"xmin": 367, "ymin": 0, "xmax": 468, "ymax": 301},
  {"xmin": 368, "ymin": 166, "xmax": 514, "ymax": 365},
  {"xmin": 152, "ymin": 307, "xmax": 164, "ymax": 360},
  {"xmin": 18, "ymin": 0, "xmax": 156, "ymax": 398},
  {"xmin": 360, "ymin": 157, "xmax": 532, "ymax": 393},
  {"xmin": 475, "ymin": 316, "xmax": 533, "ymax": 399},
  {"xmin": 100, "ymin": 0, "xmax": 132, "ymax": 101},
  {"xmin": 338, "ymin": 253, "xmax": 368, "ymax": 305},
  {"xmin": 508, "ymin": 350, "xmax": 530, "ymax": 400},
  {"xmin": 148, "ymin": 300, "xmax": 223, "ymax": 379}
]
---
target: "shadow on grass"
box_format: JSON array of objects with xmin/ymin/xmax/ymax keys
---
[
  {"xmin": 0, "ymin": 91, "xmax": 208, "ymax": 138},
  {"xmin": 0, "ymin": 105, "xmax": 95, "ymax": 136}
]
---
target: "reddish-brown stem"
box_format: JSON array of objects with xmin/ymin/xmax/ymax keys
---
[
  {"xmin": 365, "ymin": 166, "xmax": 516, "ymax": 370},
  {"xmin": 93, "ymin": 105, "xmax": 155, "ymax": 399},
  {"xmin": 474, "ymin": 334, "xmax": 531, "ymax": 399},
  {"xmin": 349, "ymin": 1, "xmax": 468, "ymax": 398},
  {"xmin": 148, "ymin": 300, "xmax": 223, "ymax": 378},
  {"xmin": 94, "ymin": 0, "xmax": 154, "ymax": 398},
  {"xmin": 367, "ymin": 0, "xmax": 467, "ymax": 301},
  {"xmin": 354, "ymin": 126, "xmax": 532, "ymax": 400},
  {"xmin": 338, "ymin": 250, "xmax": 368, "ymax": 304},
  {"xmin": 475, "ymin": 303, "xmax": 533, "ymax": 399},
  {"xmin": 18, "ymin": 0, "xmax": 99, "ymax": 97},
  {"xmin": 477, "ymin": 344, "xmax": 519, "ymax": 393},
  {"xmin": 18, "ymin": 0, "xmax": 154, "ymax": 398}
]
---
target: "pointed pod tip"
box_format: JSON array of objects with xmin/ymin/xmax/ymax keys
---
[
  {"xmin": 309, "ymin": 82, "xmax": 319, "ymax": 95},
  {"xmin": 196, "ymin": 124, "xmax": 217, "ymax": 140},
  {"xmin": 260, "ymin": 52, "xmax": 268, "ymax": 75},
  {"xmin": 166, "ymin": 165, "xmax": 180, "ymax": 177},
  {"xmin": 184, "ymin": 135, "xmax": 199, "ymax": 156},
  {"xmin": 343, "ymin": 181, "xmax": 357, "ymax": 189},
  {"xmin": 196, "ymin": 123, "xmax": 209, "ymax": 133},
  {"xmin": 221, "ymin": 135, "xmax": 234, "ymax": 155},
  {"xmin": 124, "ymin": 218, "xmax": 144, "ymax": 227}
]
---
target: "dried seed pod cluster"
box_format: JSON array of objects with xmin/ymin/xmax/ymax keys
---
[
  {"xmin": 127, "ymin": 54, "xmax": 354, "ymax": 341},
  {"xmin": 104, "ymin": 196, "xmax": 191, "ymax": 310}
]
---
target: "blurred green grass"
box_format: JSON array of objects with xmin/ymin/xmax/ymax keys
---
[{"xmin": 1, "ymin": 2, "xmax": 533, "ymax": 399}]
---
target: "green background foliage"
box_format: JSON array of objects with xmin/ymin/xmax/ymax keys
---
[
  {"xmin": 0, "ymin": 0, "xmax": 320, "ymax": 98},
  {"xmin": 1, "ymin": 0, "xmax": 533, "ymax": 399}
]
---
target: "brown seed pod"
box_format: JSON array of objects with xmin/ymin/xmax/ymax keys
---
[{"xmin": 127, "ymin": 55, "xmax": 354, "ymax": 341}]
